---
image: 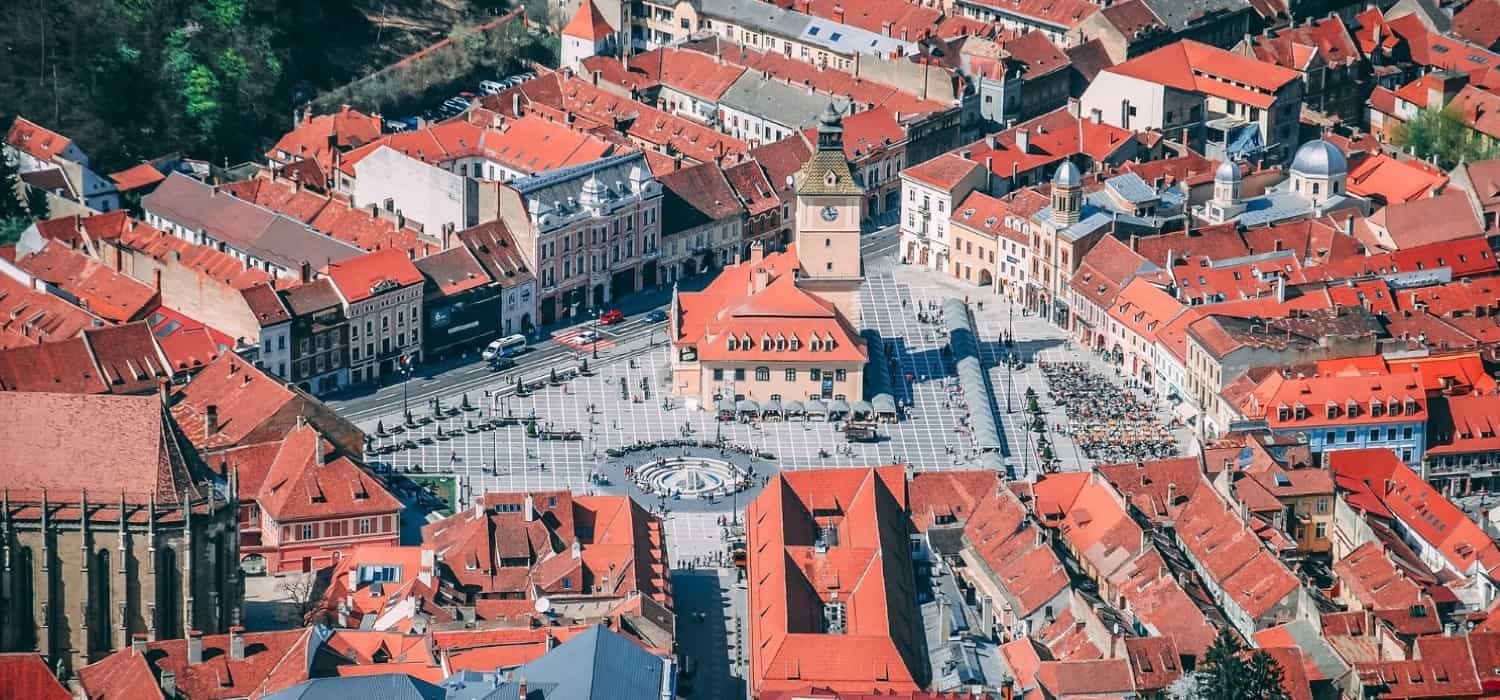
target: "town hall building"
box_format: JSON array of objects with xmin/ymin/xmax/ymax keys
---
[{"xmin": 669, "ymin": 105, "xmax": 868, "ymax": 408}]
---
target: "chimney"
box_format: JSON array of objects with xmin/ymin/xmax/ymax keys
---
[
  {"xmin": 512, "ymin": 92, "xmax": 523, "ymax": 117},
  {"xmin": 749, "ymin": 240, "xmax": 765, "ymax": 266},
  {"xmin": 300, "ymin": 260, "xmax": 313, "ymax": 283},
  {"xmin": 517, "ymin": 674, "xmax": 528, "ymax": 699},
  {"xmin": 205, "ymin": 405, "xmax": 219, "ymax": 437},
  {"xmin": 524, "ymin": 494, "xmax": 535, "ymax": 521},
  {"xmin": 834, "ymin": 5, "xmax": 845, "ymax": 23},
  {"xmin": 752, "ymin": 267, "xmax": 770, "ymax": 293},
  {"xmin": 132, "ymin": 633, "xmax": 148, "ymax": 655},
  {"xmin": 985, "ymin": 156, "xmax": 994, "ymax": 192},
  {"xmin": 187, "ymin": 630, "xmax": 204, "ymax": 665},
  {"xmin": 229, "ymin": 626, "xmax": 245, "ymax": 660},
  {"xmin": 881, "ymin": 21, "xmax": 893, "ymax": 36},
  {"xmin": 571, "ymin": 539, "xmax": 582, "ymax": 559},
  {"xmin": 1016, "ymin": 128, "xmax": 1030, "ymax": 154},
  {"xmin": 592, "ymin": 70, "xmax": 602, "ymax": 86},
  {"xmin": 153, "ymin": 269, "xmax": 163, "ymax": 291},
  {"xmin": 1166, "ymin": 482, "xmax": 1177, "ymax": 506},
  {"xmin": 161, "ymin": 671, "xmax": 177, "ymax": 698}
]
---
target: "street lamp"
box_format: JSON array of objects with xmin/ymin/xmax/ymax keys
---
[
  {"xmin": 399, "ymin": 355, "xmax": 413, "ymax": 422},
  {"xmin": 592, "ymin": 308, "xmax": 601, "ymax": 359}
]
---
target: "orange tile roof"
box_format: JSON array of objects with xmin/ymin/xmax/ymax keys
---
[
  {"xmin": 674, "ymin": 245, "xmax": 867, "ymax": 363},
  {"xmin": 952, "ymin": 190, "xmax": 1028, "ymax": 245},
  {"xmin": 323, "ymin": 247, "xmax": 424, "ymax": 303},
  {"xmin": 1175, "ymin": 484, "xmax": 1300, "ymax": 620},
  {"xmin": 902, "ymin": 152, "xmax": 980, "ymax": 190},
  {"xmin": 5, "ymin": 116, "xmax": 74, "ymax": 163},
  {"xmin": 746, "ymin": 467, "xmax": 924, "ymax": 697},
  {"xmin": 1247, "ymin": 16, "xmax": 1361, "ymax": 70},
  {"xmin": 691, "ymin": 41, "xmax": 954, "ymax": 117},
  {"xmin": 1106, "ymin": 40, "xmax": 1300, "ymax": 107},
  {"xmin": 964, "ymin": 0, "xmax": 1099, "ymax": 29},
  {"xmin": 562, "ymin": 0, "xmax": 615, "ymax": 40},
  {"xmin": 268, "ymin": 105, "xmax": 383, "ymax": 172},
  {"xmin": 623, "ymin": 47, "xmax": 747, "ymax": 102},
  {"xmin": 1329, "ymin": 449, "xmax": 1500, "ymax": 577},
  {"xmin": 965, "ymin": 107, "xmax": 1136, "ymax": 179},
  {"xmin": 14, "ymin": 240, "xmax": 159, "ymax": 323},
  {"xmin": 0, "ymin": 653, "xmax": 72, "ymax": 700},
  {"xmin": 108, "ymin": 162, "xmax": 167, "ymax": 192},
  {"xmin": 113, "ymin": 216, "xmax": 273, "ymax": 290},
  {"xmin": 1334, "ymin": 541, "xmax": 1432, "ymax": 613},
  {"xmin": 339, "ymin": 114, "xmax": 615, "ymax": 180},
  {"xmin": 0, "ymin": 273, "xmax": 102, "ymax": 349},
  {"xmin": 907, "ymin": 470, "xmax": 998, "ymax": 532},
  {"xmin": 1107, "ymin": 277, "xmax": 1184, "ymax": 347},
  {"xmin": 1346, "ymin": 153, "xmax": 1447, "ymax": 205}
]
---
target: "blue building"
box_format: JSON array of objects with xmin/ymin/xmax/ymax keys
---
[{"xmin": 1254, "ymin": 370, "xmax": 1427, "ymax": 467}]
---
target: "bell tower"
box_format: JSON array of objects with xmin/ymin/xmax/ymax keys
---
[{"xmin": 793, "ymin": 103, "xmax": 865, "ymax": 325}]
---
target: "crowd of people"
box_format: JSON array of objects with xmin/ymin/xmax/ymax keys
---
[{"xmin": 1040, "ymin": 361, "xmax": 1178, "ymax": 463}]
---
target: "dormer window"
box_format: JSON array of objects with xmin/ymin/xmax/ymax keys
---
[
  {"xmin": 1325, "ymin": 401, "xmax": 1338, "ymax": 420},
  {"xmin": 728, "ymin": 337, "xmax": 739, "ymax": 351},
  {"xmin": 1277, "ymin": 404, "xmax": 1291, "ymax": 422},
  {"xmin": 1370, "ymin": 399, "xmax": 1384, "ymax": 417},
  {"xmin": 790, "ymin": 336, "xmax": 801, "ymax": 351},
  {"xmin": 812, "ymin": 338, "xmax": 823, "ymax": 351},
  {"xmin": 776, "ymin": 335, "xmax": 787, "ymax": 351},
  {"xmin": 1294, "ymin": 403, "xmax": 1309, "ymax": 420},
  {"xmin": 762, "ymin": 334, "xmax": 772, "ymax": 351},
  {"xmin": 1346, "ymin": 399, "xmax": 1359, "ymax": 418},
  {"xmin": 1404, "ymin": 397, "xmax": 1419, "ymax": 414},
  {"xmin": 1388, "ymin": 399, "xmax": 1401, "ymax": 416}
]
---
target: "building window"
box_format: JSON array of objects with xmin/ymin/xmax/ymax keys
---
[
  {"xmin": 734, "ymin": 368, "xmax": 746, "ymax": 381},
  {"xmin": 1315, "ymin": 522, "xmax": 1327, "ymax": 539},
  {"xmin": 1403, "ymin": 427, "xmax": 1414, "ymax": 440},
  {"xmin": 301, "ymin": 524, "xmax": 314, "ymax": 540},
  {"xmin": 810, "ymin": 368, "xmax": 821, "ymax": 380},
  {"xmin": 1345, "ymin": 430, "xmax": 1356, "ymax": 443},
  {"xmin": 756, "ymin": 367, "xmax": 769, "ymax": 381},
  {"xmin": 713, "ymin": 368, "xmax": 724, "ymax": 380},
  {"xmin": 359, "ymin": 518, "xmax": 371, "ymax": 534},
  {"xmin": 786, "ymin": 368, "xmax": 796, "ymax": 381},
  {"xmin": 835, "ymin": 369, "xmax": 846, "ymax": 381},
  {"xmin": 1315, "ymin": 498, "xmax": 1328, "ymax": 513}
]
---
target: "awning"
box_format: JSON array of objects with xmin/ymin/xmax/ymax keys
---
[
  {"xmin": 805, "ymin": 399, "xmax": 828, "ymax": 415},
  {"xmin": 737, "ymin": 399, "xmax": 760, "ymax": 413},
  {"xmin": 873, "ymin": 394, "xmax": 898, "ymax": 414},
  {"xmin": 829, "ymin": 399, "xmax": 851, "ymax": 414},
  {"xmin": 717, "ymin": 398, "xmax": 735, "ymax": 413},
  {"xmin": 784, "ymin": 400, "xmax": 805, "ymax": 414},
  {"xmin": 763, "ymin": 398, "xmax": 783, "ymax": 414},
  {"xmin": 850, "ymin": 400, "xmax": 873, "ymax": 416}
]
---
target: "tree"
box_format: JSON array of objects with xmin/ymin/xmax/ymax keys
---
[
  {"xmin": 0, "ymin": 154, "xmax": 29, "ymax": 246},
  {"xmin": 1194, "ymin": 629, "xmax": 1292, "ymax": 700},
  {"xmin": 1394, "ymin": 106, "xmax": 1500, "ymax": 169}
]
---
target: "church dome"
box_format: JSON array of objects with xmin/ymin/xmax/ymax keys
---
[
  {"xmin": 1053, "ymin": 161, "xmax": 1082, "ymax": 187},
  {"xmin": 1215, "ymin": 160, "xmax": 1241, "ymax": 184},
  {"xmin": 1290, "ymin": 139, "xmax": 1348, "ymax": 178}
]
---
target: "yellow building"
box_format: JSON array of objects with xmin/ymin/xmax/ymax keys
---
[{"xmin": 669, "ymin": 105, "xmax": 867, "ymax": 407}]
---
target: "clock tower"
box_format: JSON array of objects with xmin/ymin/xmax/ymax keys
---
[{"xmin": 793, "ymin": 104, "xmax": 865, "ymax": 325}]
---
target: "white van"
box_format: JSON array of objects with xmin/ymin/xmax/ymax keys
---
[
  {"xmin": 479, "ymin": 80, "xmax": 505, "ymax": 95},
  {"xmin": 483, "ymin": 334, "xmax": 527, "ymax": 360}
]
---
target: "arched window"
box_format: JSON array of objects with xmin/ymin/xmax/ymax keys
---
[
  {"xmin": 157, "ymin": 547, "xmax": 180, "ymax": 639},
  {"xmin": 92, "ymin": 549, "xmax": 112, "ymax": 653}
]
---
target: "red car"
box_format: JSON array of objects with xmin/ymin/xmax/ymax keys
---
[{"xmin": 599, "ymin": 309, "xmax": 625, "ymax": 325}]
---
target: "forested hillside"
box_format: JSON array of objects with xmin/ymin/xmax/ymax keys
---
[{"xmin": 0, "ymin": 0, "xmax": 514, "ymax": 171}]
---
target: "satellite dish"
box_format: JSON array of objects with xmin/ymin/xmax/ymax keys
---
[{"xmin": 534, "ymin": 597, "xmax": 552, "ymax": 614}]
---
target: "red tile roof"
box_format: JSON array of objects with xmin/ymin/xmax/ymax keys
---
[
  {"xmin": 1246, "ymin": 16, "xmax": 1361, "ymax": 70},
  {"xmin": 1330, "ymin": 448, "xmax": 1500, "ymax": 577},
  {"xmin": 413, "ymin": 245, "xmax": 491, "ymax": 297},
  {"xmin": 1107, "ymin": 277, "xmax": 1183, "ymax": 347},
  {"xmin": 0, "ymin": 653, "xmax": 71, "ymax": 700},
  {"xmin": 114, "ymin": 217, "xmax": 273, "ymax": 290},
  {"xmin": 1454, "ymin": 0, "xmax": 1500, "ymax": 49},
  {"xmin": 268, "ymin": 105, "xmax": 383, "ymax": 172},
  {"xmin": 108, "ymin": 162, "xmax": 166, "ymax": 192},
  {"xmin": 0, "ymin": 273, "xmax": 102, "ymax": 349},
  {"xmin": 14, "ymin": 240, "xmax": 159, "ymax": 323},
  {"xmin": 84, "ymin": 322, "xmax": 171, "ymax": 393},
  {"xmin": 674, "ymin": 245, "xmax": 867, "ymax": 363},
  {"xmin": 5, "ymin": 116, "xmax": 74, "ymax": 163},
  {"xmin": 170, "ymin": 353, "xmax": 359, "ymax": 453},
  {"xmin": 1389, "ymin": 12, "xmax": 1500, "ymax": 77},
  {"xmin": 456, "ymin": 220, "xmax": 533, "ymax": 285},
  {"xmin": 80, "ymin": 628, "xmax": 316, "ymax": 700},
  {"xmin": 1429, "ymin": 393, "xmax": 1500, "ymax": 457},
  {"xmin": 902, "ymin": 152, "xmax": 980, "ymax": 191},
  {"xmin": 907, "ymin": 470, "xmax": 998, "ymax": 533},
  {"xmin": 621, "ymin": 47, "xmax": 747, "ymax": 102},
  {"xmin": 562, "ymin": 0, "xmax": 615, "ymax": 40},
  {"xmin": 1175, "ymin": 483, "xmax": 1301, "ymax": 619},
  {"xmin": 0, "ymin": 392, "xmax": 198, "ymax": 505},
  {"xmin": 1346, "ymin": 153, "xmax": 1448, "ymax": 205},
  {"xmin": 965, "ymin": 107, "xmax": 1136, "ymax": 180},
  {"xmin": 747, "ymin": 467, "xmax": 924, "ymax": 697},
  {"xmin": 964, "ymin": 0, "xmax": 1099, "ymax": 30},
  {"xmin": 1035, "ymin": 658, "xmax": 1135, "ymax": 696},
  {"xmin": 952, "ymin": 190, "xmax": 1029, "ymax": 246},
  {"xmin": 422, "ymin": 491, "xmax": 669, "ymax": 605},
  {"xmin": 324, "ymin": 247, "xmax": 424, "ymax": 303},
  {"xmin": 1334, "ymin": 540, "xmax": 1433, "ymax": 613},
  {"xmin": 257, "ymin": 422, "xmax": 400, "ymax": 522},
  {"xmin": 1107, "ymin": 40, "xmax": 1300, "ymax": 108},
  {"xmin": 338, "ymin": 114, "xmax": 615, "ymax": 180}
]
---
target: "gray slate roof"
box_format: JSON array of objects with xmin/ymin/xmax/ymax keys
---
[
  {"xmin": 510, "ymin": 153, "xmax": 659, "ymax": 230},
  {"xmin": 718, "ymin": 73, "xmax": 852, "ymax": 132},
  {"xmin": 143, "ymin": 172, "xmax": 363, "ymax": 271},
  {"xmin": 1139, "ymin": 0, "xmax": 1250, "ymax": 32},
  {"xmin": 518, "ymin": 624, "xmax": 670, "ymax": 700},
  {"xmin": 263, "ymin": 673, "xmax": 448, "ymax": 700}
]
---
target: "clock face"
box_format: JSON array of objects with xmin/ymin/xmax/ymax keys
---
[{"xmin": 820, "ymin": 205, "xmax": 839, "ymax": 222}]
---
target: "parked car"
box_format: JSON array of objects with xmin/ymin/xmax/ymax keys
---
[
  {"xmin": 576, "ymin": 329, "xmax": 600, "ymax": 344},
  {"xmin": 645, "ymin": 309, "xmax": 668, "ymax": 323},
  {"xmin": 487, "ymin": 357, "xmax": 516, "ymax": 371},
  {"xmin": 479, "ymin": 80, "xmax": 505, "ymax": 95},
  {"xmin": 599, "ymin": 309, "xmax": 625, "ymax": 325}
]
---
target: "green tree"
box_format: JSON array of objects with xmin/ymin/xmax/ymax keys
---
[
  {"xmin": 0, "ymin": 154, "xmax": 29, "ymax": 245},
  {"xmin": 25, "ymin": 186, "xmax": 49, "ymax": 221},
  {"xmin": 1394, "ymin": 106, "xmax": 1500, "ymax": 169},
  {"xmin": 1195, "ymin": 629, "xmax": 1291, "ymax": 700}
]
